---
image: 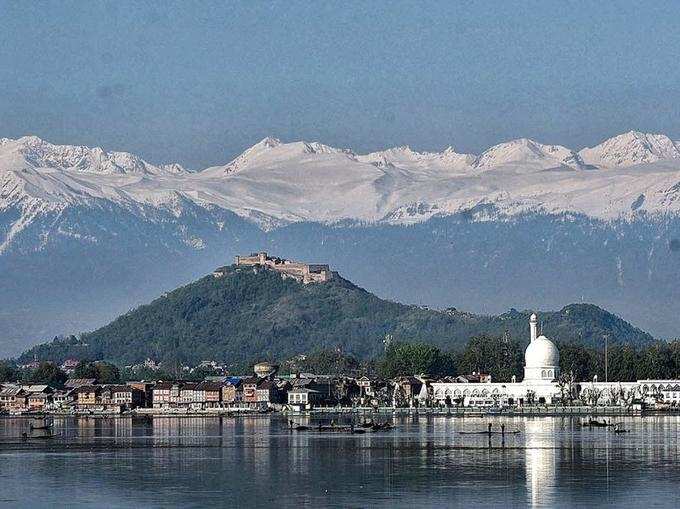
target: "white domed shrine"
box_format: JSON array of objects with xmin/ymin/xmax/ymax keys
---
[
  {"xmin": 524, "ymin": 313, "xmax": 560, "ymax": 382},
  {"xmin": 429, "ymin": 311, "xmax": 680, "ymax": 409}
]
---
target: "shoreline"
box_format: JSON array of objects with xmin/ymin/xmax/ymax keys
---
[{"xmin": 2, "ymin": 404, "xmax": 665, "ymax": 418}]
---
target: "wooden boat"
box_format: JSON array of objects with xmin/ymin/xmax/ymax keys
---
[
  {"xmin": 459, "ymin": 430, "xmax": 520, "ymax": 435},
  {"xmin": 582, "ymin": 418, "xmax": 610, "ymax": 428}
]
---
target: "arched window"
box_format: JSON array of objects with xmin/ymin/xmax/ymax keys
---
[
  {"xmin": 541, "ymin": 370, "xmax": 547, "ymax": 378},
  {"xmin": 548, "ymin": 370, "xmax": 553, "ymax": 378}
]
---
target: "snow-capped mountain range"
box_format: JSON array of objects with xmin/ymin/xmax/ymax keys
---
[
  {"xmin": 4, "ymin": 130, "xmax": 680, "ymax": 245},
  {"xmin": 4, "ymin": 129, "xmax": 680, "ymax": 357}
]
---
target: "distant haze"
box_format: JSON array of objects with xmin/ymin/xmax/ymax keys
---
[{"xmin": 3, "ymin": 1, "xmax": 680, "ymax": 169}]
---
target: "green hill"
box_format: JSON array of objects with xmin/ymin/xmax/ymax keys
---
[{"xmin": 18, "ymin": 265, "xmax": 654, "ymax": 367}]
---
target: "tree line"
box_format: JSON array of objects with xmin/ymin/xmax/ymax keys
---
[
  {"xmin": 4, "ymin": 334, "xmax": 680, "ymax": 385},
  {"xmin": 373, "ymin": 335, "xmax": 680, "ymax": 381}
]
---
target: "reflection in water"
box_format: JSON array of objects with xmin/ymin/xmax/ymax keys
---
[
  {"xmin": 3, "ymin": 415, "xmax": 680, "ymax": 508},
  {"xmin": 524, "ymin": 419, "xmax": 557, "ymax": 508}
]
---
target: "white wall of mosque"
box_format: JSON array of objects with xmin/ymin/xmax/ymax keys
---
[{"xmin": 430, "ymin": 314, "xmax": 680, "ymax": 407}]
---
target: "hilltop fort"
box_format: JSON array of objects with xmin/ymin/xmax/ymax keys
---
[{"xmin": 214, "ymin": 252, "xmax": 336, "ymax": 284}]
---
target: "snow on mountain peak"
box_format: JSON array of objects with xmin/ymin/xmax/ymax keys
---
[
  {"xmin": 210, "ymin": 137, "xmax": 355, "ymax": 176},
  {"xmin": 259, "ymin": 136, "xmax": 282, "ymax": 148},
  {"xmin": 358, "ymin": 145, "xmax": 475, "ymax": 172},
  {"xmin": 0, "ymin": 135, "xmax": 184, "ymax": 176},
  {"xmin": 441, "ymin": 146, "xmax": 477, "ymax": 167},
  {"xmin": 473, "ymin": 138, "xmax": 585, "ymax": 171},
  {"xmin": 5, "ymin": 131, "xmax": 680, "ymax": 235},
  {"xmin": 579, "ymin": 131, "xmax": 680, "ymax": 168}
]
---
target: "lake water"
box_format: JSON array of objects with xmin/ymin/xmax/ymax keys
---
[{"xmin": 2, "ymin": 414, "xmax": 680, "ymax": 508}]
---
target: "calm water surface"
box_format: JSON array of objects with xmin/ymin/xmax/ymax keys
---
[{"xmin": 1, "ymin": 414, "xmax": 680, "ymax": 508}]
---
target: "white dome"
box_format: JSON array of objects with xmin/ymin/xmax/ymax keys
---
[{"xmin": 525, "ymin": 335, "xmax": 559, "ymax": 368}]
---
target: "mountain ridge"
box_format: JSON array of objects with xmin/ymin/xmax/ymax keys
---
[
  {"xmin": 4, "ymin": 130, "xmax": 680, "ymax": 244},
  {"xmin": 17, "ymin": 264, "xmax": 654, "ymax": 366},
  {"xmin": 4, "ymin": 131, "xmax": 680, "ymax": 356}
]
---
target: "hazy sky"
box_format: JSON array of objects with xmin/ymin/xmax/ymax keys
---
[{"xmin": 2, "ymin": 0, "xmax": 680, "ymax": 169}]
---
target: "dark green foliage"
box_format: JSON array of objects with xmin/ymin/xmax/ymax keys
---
[
  {"xmin": 24, "ymin": 362, "xmax": 67, "ymax": 388},
  {"xmin": 0, "ymin": 361, "xmax": 18, "ymax": 382},
  {"xmin": 18, "ymin": 266, "xmax": 655, "ymax": 367},
  {"xmin": 378, "ymin": 342, "xmax": 456, "ymax": 378},
  {"xmin": 185, "ymin": 365, "xmax": 219, "ymax": 381},
  {"xmin": 557, "ymin": 341, "xmax": 680, "ymax": 382},
  {"xmin": 120, "ymin": 366, "xmax": 176, "ymax": 382},
  {"xmin": 456, "ymin": 334, "xmax": 523, "ymax": 382},
  {"xmin": 557, "ymin": 343, "xmax": 602, "ymax": 382},
  {"xmin": 73, "ymin": 361, "xmax": 121, "ymax": 384}
]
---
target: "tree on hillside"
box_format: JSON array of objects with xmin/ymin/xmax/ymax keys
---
[
  {"xmin": 606, "ymin": 345, "xmax": 640, "ymax": 382},
  {"xmin": 456, "ymin": 334, "xmax": 522, "ymax": 382},
  {"xmin": 378, "ymin": 342, "xmax": 455, "ymax": 378},
  {"xmin": 74, "ymin": 361, "xmax": 121, "ymax": 384},
  {"xmin": 120, "ymin": 366, "xmax": 175, "ymax": 382},
  {"xmin": 25, "ymin": 362, "xmax": 67, "ymax": 388},
  {"xmin": 558, "ymin": 343, "xmax": 600, "ymax": 381},
  {"xmin": 185, "ymin": 365, "xmax": 219, "ymax": 381},
  {"xmin": 0, "ymin": 362, "xmax": 18, "ymax": 382},
  {"xmin": 638, "ymin": 343, "xmax": 674, "ymax": 379}
]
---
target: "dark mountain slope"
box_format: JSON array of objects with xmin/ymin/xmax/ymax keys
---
[{"xmin": 18, "ymin": 264, "xmax": 654, "ymax": 367}]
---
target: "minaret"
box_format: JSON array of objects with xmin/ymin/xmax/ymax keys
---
[{"xmin": 530, "ymin": 313, "xmax": 538, "ymax": 342}]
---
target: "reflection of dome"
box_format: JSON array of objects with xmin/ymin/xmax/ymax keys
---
[{"xmin": 525, "ymin": 335, "xmax": 559, "ymax": 368}]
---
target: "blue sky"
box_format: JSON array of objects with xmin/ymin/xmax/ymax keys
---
[{"xmin": 2, "ymin": 0, "xmax": 680, "ymax": 168}]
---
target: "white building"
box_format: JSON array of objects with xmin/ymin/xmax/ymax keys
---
[{"xmin": 430, "ymin": 313, "xmax": 680, "ymax": 408}]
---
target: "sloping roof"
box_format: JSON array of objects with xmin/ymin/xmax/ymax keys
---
[
  {"xmin": 0, "ymin": 387, "xmax": 25, "ymax": 397},
  {"xmin": 257, "ymin": 379, "xmax": 274, "ymax": 389},
  {"xmin": 225, "ymin": 377, "xmax": 242, "ymax": 387},
  {"xmin": 65, "ymin": 378, "xmax": 97, "ymax": 388},
  {"xmin": 103, "ymin": 385, "xmax": 133, "ymax": 393},
  {"xmin": 22, "ymin": 384, "xmax": 52, "ymax": 393},
  {"xmin": 196, "ymin": 381, "xmax": 224, "ymax": 391},
  {"xmin": 73, "ymin": 385, "xmax": 100, "ymax": 394}
]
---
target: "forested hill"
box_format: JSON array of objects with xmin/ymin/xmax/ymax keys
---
[{"xmin": 19, "ymin": 265, "xmax": 654, "ymax": 367}]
